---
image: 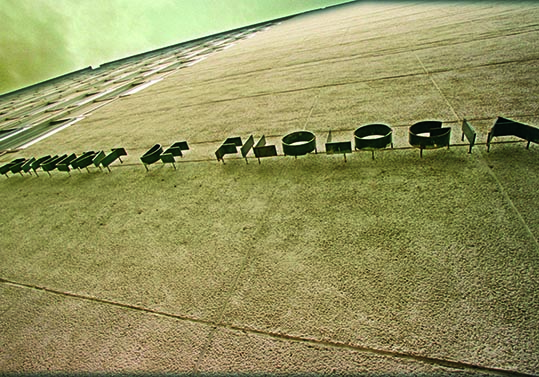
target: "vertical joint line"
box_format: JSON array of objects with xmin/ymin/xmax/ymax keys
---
[
  {"xmin": 414, "ymin": 53, "xmax": 460, "ymax": 122},
  {"xmin": 478, "ymin": 150, "xmax": 539, "ymax": 253},
  {"xmin": 303, "ymin": 92, "xmax": 321, "ymax": 130}
]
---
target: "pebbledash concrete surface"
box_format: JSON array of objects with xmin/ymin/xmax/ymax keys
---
[{"xmin": 1, "ymin": 2, "xmax": 539, "ymax": 376}]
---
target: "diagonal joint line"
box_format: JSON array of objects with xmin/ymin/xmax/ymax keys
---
[
  {"xmin": 194, "ymin": 189, "xmax": 278, "ymax": 371},
  {"xmin": 303, "ymin": 91, "xmax": 321, "ymax": 130},
  {"xmin": 414, "ymin": 53, "xmax": 460, "ymax": 122},
  {"xmin": 477, "ymin": 150, "xmax": 539, "ymax": 253},
  {"xmin": 1, "ymin": 277, "xmax": 536, "ymax": 377}
]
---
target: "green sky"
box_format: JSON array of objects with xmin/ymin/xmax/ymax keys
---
[{"xmin": 0, "ymin": 0, "xmax": 354, "ymax": 95}]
